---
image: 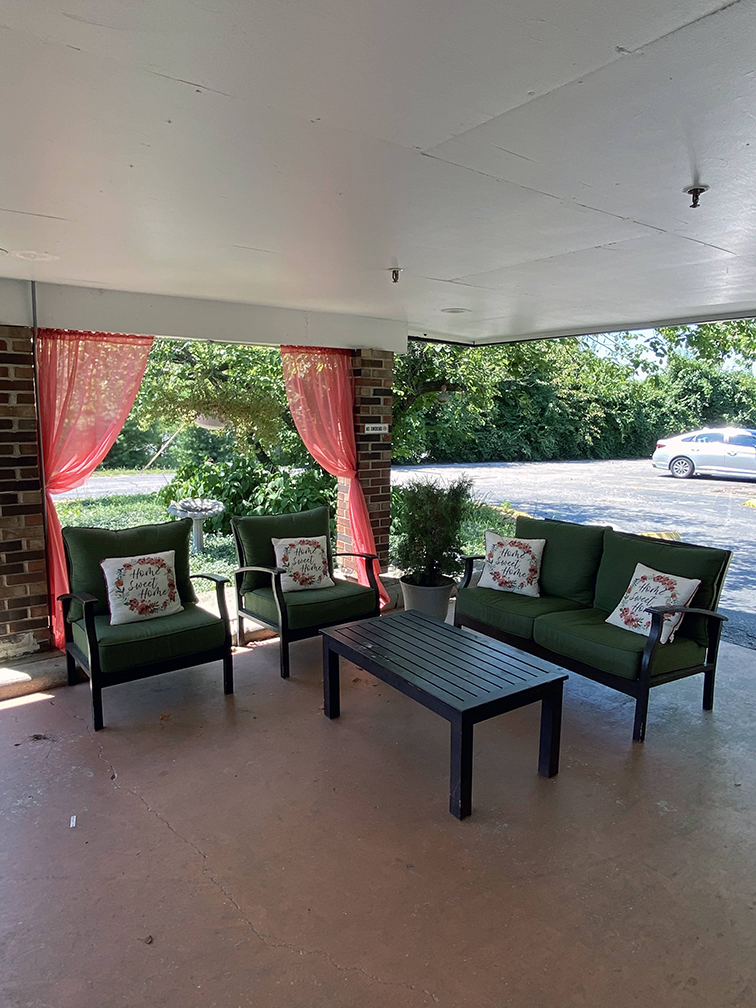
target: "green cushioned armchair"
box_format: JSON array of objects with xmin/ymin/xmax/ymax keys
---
[
  {"xmin": 232, "ymin": 507, "xmax": 380, "ymax": 678},
  {"xmin": 60, "ymin": 519, "xmax": 233, "ymax": 731}
]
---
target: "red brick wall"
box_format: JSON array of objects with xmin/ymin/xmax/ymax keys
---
[
  {"xmin": 0, "ymin": 326, "xmax": 51, "ymax": 658},
  {"xmin": 336, "ymin": 349, "xmax": 393, "ymax": 577}
]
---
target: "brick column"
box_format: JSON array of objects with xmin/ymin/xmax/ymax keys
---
[
  {"xmin": 0, "ymin": 326, "xmax": 51, "ymax": 658},
  {"xmin": 336, "ymin": 349, "xmax": 393, "ymax": 578}
]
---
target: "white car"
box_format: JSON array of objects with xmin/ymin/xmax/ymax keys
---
[{"xmin": 652, "ymin": 427, "xmax": 756, "ymax": 479}]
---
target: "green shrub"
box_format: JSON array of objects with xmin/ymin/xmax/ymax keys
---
[
  {"xmin": 389, "ymin": 485, "xmax": 515, "ymax": 566},
  {"xmin": 390, "ymin": 478, "xmax": 474, "ymax": 586},
  {"xmin": 157, "ymin": 458, "xmax": 337, "ymax": 534}
]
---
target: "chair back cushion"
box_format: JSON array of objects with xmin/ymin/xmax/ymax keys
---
[
  {"xmin": 62, "ymin": 519, "xmax": 196, "ymax": 622},
  {"xmin": 233, "ymin": 507, "xmax": 332, "ymax": 593},
  {"xmin": 593, "ymin": 530, "xmax": 731, "ymax": 645},
  {"xmin": 515, "ymin": 516, "xmax": 610, "ymax": 606}
]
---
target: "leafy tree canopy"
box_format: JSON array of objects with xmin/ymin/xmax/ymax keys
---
[{"xmin": 134, "ymin": 340, "xmax": 285, "ymax": 446}]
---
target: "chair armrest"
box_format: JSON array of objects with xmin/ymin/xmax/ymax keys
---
[
  {"xmin": 333, "ymin": 553, "xmax": 380, "ymax": 595},
  {"xmin": 191, "ymin": 575, "xmax": 231, "ymax": 626},
  {"xmin": 233, "ymin": 565, "xmax": 286, "ymax": 576},
  {"xmin": 190, "ymin": 573, "xmax": 230, "ymax": 585},
  {"xmin": 233, "ymin": 566, "xmax": 286, "ymax": 617},
  {"xmin": 460, "ymin": 556, "xmax": 486, "ymax": 590},
  {"xmin": 57, "ymin": 590, "xmax": 98, "ymax": 605},
  {"xmin": 57, "ymin": 591, "xmax": 98, "ymax": 653},
  {"xmin": 645, "ymin": 605, "xmax": 728, "ymax": 621}
]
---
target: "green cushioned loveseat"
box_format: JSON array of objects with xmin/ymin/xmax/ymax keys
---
[
  {"xmin": 454, "ymin": 517, "xmax": 731, "ymax": 741},
  {"xmin": 61, "ymin": 519, "xmax": 233, "ymax": 730}
]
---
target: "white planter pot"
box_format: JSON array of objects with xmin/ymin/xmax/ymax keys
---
[{"xmin": 400, "ymin": 575, "xmax": 455, "ymax": 622}]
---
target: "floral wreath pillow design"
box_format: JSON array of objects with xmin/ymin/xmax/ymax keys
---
[
  {"xmin": 100, "ymin": 550, "xmax": 184, "ymax": 625},
  {"xmin": 477, "ymin": 532, "xmax": 546, "ymax": 598},
  {"xmin": 605, "ymin": 562, "xmax": 701, "ymax": 644},
  {"xmin": 272, "ymin": 535, "xmax": 335, "ymax": 592}
]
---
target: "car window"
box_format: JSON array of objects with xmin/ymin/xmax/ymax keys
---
[
  {"xmin": 695, "ymin": 432, "xmax": 724, "ymax": 443},
  {"xmin": 728, "ymin": 433, "xmax": 756, "ymax": 448}
]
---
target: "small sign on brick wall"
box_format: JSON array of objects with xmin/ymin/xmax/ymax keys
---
[{"xmin": 364, "ymin": 423, "xmax": 389, "ymax": 434}]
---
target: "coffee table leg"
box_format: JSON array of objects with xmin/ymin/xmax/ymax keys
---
[
  {"xmin": 323, "ymin": 639, "xmax": 340, "ymax": 719},
  {"xmin": 449, "ymin": 715, "xmax": 473, "ymax": 819},
  {"xmin": 538, "ymin": 679, "xmax": 563, "ymax": 778}
]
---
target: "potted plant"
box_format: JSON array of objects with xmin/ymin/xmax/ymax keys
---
[{"xmin": 392, "ymin": 477, "xmax": 474, "ymax": 620}]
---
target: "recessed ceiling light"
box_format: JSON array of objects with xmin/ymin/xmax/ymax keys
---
[
  {"xmin": 8, "ymin": 250, "xmax": 60, "ymax": 261},
  {"xmin": 441, "ymin": 307, "xmax": 471, "ymax": 313}
]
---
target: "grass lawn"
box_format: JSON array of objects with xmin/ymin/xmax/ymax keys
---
[{"xmin": 54, "ymin": 494, "xmax": 239, "ymax": 580}]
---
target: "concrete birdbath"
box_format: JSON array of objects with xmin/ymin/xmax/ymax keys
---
[{"xmin": 167, "ymin": 498, "xmax": 225, "ymax": 552}]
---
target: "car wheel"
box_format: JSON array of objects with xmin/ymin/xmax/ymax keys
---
[{"xmin": 670, "ymin": 456, "xmax": 695, "ymax": 479}]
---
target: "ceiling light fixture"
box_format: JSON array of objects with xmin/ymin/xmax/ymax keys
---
[
  {"xmin": 683, "ymin": 184, "xmax": 709, "ymax": 209},
  {"xmin": 8, "ymin": 250, "xmax": 60, "ymax": 261},
  {"xmin": 441, "ymin": 307, "xmax": 471, "ymax": 313}
]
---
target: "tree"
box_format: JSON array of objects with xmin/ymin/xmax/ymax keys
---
[{"xmin": 123, "ymin": 340, "xmax": 309, "ymax": 467}]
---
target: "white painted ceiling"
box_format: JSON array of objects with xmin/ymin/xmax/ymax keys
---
[{"xmin": 1, "ymin": 0, "xmax": 755, "ymax": 345}]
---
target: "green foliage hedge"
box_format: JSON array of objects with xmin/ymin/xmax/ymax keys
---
[
  {"xmin": 393, "ymin": 341, "xmax": 756, "ymax": 464},
  {"xmin": 157, "ymin": 459, "xmax": 337, "ymax": 534}
]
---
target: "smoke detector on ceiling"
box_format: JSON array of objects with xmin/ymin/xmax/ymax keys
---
[{"xmin": 441, "ymin": 307, "xmax": 471, "ymax": 313}]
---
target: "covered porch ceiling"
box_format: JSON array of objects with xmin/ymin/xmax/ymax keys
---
[{"xmin": 1, "ymin": 0, "xmax": 755, "ymax": 350}]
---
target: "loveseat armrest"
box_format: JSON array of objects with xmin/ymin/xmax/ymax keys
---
[
  {"xmin": 640, "ymin": 604, "xmax": 728, "ymax": 681},
  {"xmin": 460, "ymin": 556, "xmax": 485, "ymax": 590},
  {"xmin": 334, "ymin": 552, "xmax": 379, "ymax": 594},
  {"xmin": 191, "ymin": 573, "xmax": 231, "ymax": 625},
  {"xmin": 645, "ymin": 605, "xmax": 727, "ymax": 621}
]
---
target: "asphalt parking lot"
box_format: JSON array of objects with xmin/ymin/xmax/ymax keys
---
[{"xmin": 394, "ymin": 459, "xmax": 756, "ymax": 649}]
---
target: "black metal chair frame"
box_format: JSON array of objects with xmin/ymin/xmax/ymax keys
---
[
  {"xmin": 233, "ymin": 522, "xmax": 380, "ymax": 679},
  {"xmin": 454, "ymin": 556, "xmax": 728, "ymax": 742},
  {"xmin": 60, "ymin": 563, "xmax": 234, "ymax": 731}
]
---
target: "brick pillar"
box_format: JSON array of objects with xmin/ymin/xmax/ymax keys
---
[
  {"xmin": 0, "ymin": 326, "xmax": 51, "ymax": 658},
  {"xmin": 336, "ymin": 349, "xmax": 393, "ymax": 578}
]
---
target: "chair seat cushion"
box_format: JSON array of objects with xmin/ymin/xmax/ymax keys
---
[
  {"xmin": 72, "ymin": 604, "xmax": 226, "ymax": 675},
  {"xmin": 456, "ymin": 586, "xmax": 584, "ymax": 640},
  {"xmin": 244, "ymin": 579, "xmax": 376, "ymax": 630},
  {"xmin": 533, "ymin": 608, "xmax": 706, "ymax": 680}
]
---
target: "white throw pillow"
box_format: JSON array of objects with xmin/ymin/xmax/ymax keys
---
[
  {"xmin": 605, "ymin": 562, "xmax": 701, "ymax": 644},
  {"xmin": 477, "ymin": 532, "xmax": 546, "ymax": 597},
  {"xmin": 271, "ymin": 535, "xmax": 335, "ymax": 592},
  {"xmin": 100, "ymin": 550, "xmax": 183, "ymax": 625}
]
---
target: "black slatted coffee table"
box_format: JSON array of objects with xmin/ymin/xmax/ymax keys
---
[{"xmin": 321, "ymin": 609, "xmax": 569, "ymax": 819}]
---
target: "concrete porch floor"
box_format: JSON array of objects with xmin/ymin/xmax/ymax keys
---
[{"xmin": 2, "ymin": 636, "xmax": 755, "ymax": 1008}]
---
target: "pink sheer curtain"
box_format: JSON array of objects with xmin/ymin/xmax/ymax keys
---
[
  {"xmin": 37, "ymin": 330, "xmax": 154, "ymax": 647},
  {"xmin": 280, "ymin": 346, "xmax": 389, "ymax": 608}
]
